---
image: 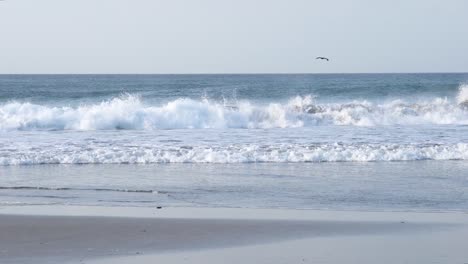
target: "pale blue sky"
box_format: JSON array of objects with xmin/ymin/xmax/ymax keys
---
[{"xmin": 0, "ymin": 0, "xmax": 467, "ymax": 73}]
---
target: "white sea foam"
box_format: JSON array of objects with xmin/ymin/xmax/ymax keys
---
[
  {"xmin": 0, "ymin": 143, "xmax": 467, "ymax": 165},
  {"xmin": 1, "ymin": 89, "xmax": 468, "ymax": 131},
  {"xmin": 456, "ymin": 83, "xmax": 468, "ymax": 106}
]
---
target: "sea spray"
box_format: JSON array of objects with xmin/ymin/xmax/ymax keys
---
[{"xmin": 457, "ymin": 83, "xmax": 468, "ymax": 107}]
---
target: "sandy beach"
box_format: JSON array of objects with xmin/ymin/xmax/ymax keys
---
[
  {"xmin": 1, "ymin": 0, "xmax": 468, "ymax": 263},
  {"xmin": 0, "ymin": 206, "xmax": 467, "ymax": 264}
]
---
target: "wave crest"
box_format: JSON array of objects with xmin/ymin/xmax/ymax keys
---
[{"xmin": 457, "ymin": 83, "xmax": 468, "ymax": 107}]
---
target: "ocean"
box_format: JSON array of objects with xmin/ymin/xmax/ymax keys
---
[{"xmin": 0, "ymin": 74, "xmax": 467, "ymax": 211}]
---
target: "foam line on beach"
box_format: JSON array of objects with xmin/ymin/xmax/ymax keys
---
[{"xmin": 1, "ymin": 142, "xmax": 467, "ymax": 165}]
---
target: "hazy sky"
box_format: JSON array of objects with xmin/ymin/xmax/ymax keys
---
[{"xmin": 0, "ymin": 0, "xmax": 467, "ymax": 73}]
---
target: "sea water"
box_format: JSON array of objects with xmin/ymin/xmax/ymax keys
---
[{"xmin": 0, "ymin": 74, "xmax": 467, "ymax": 211}]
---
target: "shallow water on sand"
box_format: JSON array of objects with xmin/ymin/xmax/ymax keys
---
[{"xmin": 0, "ymin": 161, "xmax": 467, "ymax": 211}]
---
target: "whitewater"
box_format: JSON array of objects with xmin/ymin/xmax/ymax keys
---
[
  {"xmin": 0, "ymin": 74, "xmax": 467, "ymax": 210},
  {"xmin": 0, "ymin": 76, "xmax": 468, "ymax": 165},
  {"xmin": 1, "ymin": 85, "xmax": 468, "ymax": 131}
]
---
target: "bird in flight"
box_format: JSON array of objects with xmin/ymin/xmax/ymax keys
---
[{"xmin": 316, "ymin": 57, "xmax": 329, "ymax": 61}]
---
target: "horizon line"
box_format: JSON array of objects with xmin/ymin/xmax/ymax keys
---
[{"xmin": 1, "ymin": 71, "xmax": 468, "ymax": 75}]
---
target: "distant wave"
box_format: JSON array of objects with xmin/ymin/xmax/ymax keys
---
[
  {"xmin": 1, "ymin": 143, "xmax": 467, "ymax": 165},
  {"xmin": 1, "ymin": 85, "xmax": 468, "ymax": 131}
]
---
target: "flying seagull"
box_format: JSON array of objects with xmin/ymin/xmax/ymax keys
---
[{"xmin": 316, "ymin": 57, "xmax": 329, "ymax": 61}]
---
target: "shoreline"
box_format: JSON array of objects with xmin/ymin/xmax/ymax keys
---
[
  {"xmin": 0, "ymin": 206, "xmax": 467, "ymax": 264},
  {"xmin": 1, "ymin": 204, "xmax": 467, "ymax": 220}
]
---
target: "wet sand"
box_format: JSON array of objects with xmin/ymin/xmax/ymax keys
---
[{"xmin": 0, "ymin": 206, "xmax": 467, "ymax": 264}]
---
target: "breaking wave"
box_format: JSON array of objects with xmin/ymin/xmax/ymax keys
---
[
  {"xmin": 1, "ymin": 85, "xmax": 468, "ymax": 131},
  {"xmin": 456, "ymin": 83, "xmax": 468, "ymax": 106}
]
